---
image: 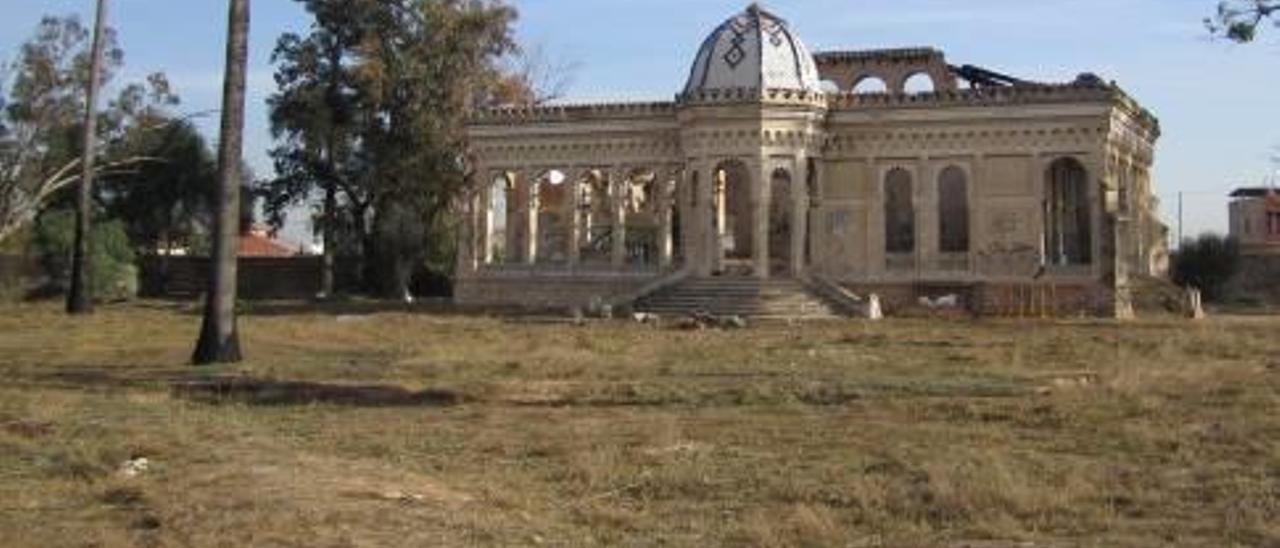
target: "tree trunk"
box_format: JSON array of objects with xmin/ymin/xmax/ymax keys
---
[
  {"xmin": 193, "ymin": 0, "xmax": 250, "ymax": 365},
  {"xmin": 67, "ymin": 0, "xmax": 109, "ymax": 315},
  {"xmin": 321, "ymin": 181, "xmax": 336, "ymax": 297},
  {"xmin": 352, "ymin": 203, "xmax": 371, "ymax": 292}
]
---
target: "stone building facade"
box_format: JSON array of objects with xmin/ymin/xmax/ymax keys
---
[
  {"xmin": 1229, "ymin": 187, "xmax": 1280, "ymax": 257},
  {"xmin": 455, "ymin": 4, "xmax": 1167, "ymax": 317}
]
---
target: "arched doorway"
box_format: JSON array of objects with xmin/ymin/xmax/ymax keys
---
[
  {"xmin": 713, "ymin": 160, "xmax": 753, "ymax": 275},
  {"xmin": 623, "ymin": 167, "xmax": 659, "ymax": 266},
  {"xmin": 535, "ymin": 169, "xmax": 570, "ymax": 264},
  {"xmin": 769, "ymin": 168, "xmax": 793, "ymax": 276}
]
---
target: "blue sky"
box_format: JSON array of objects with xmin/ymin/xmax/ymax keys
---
[{"xmin": 4, "ymin": 0, "xmax": 1279, "ymax": 243}]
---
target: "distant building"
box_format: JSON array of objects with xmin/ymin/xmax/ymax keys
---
[
  {"xmin": 238, "ymin": 225, "xmax": 296, "ymax": 258},
  {"xmin": 1228, "ymin": 187, "xmax": 1280, "ymax": 256}
]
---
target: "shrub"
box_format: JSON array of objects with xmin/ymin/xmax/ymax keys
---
[
  {"xmin": 32, "ymin": 209, "xmax": 138, "ymax": 301},
  {"xmin": 1171, "ymin": 233, "xmax": 1240, "ymax": 302}
]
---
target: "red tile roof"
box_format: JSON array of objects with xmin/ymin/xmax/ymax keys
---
[{"xmin": 238, "ymin": 228, "xmax": 296, "ymax": 258}]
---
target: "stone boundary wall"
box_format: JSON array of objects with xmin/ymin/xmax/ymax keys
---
[
  {"xmin": 140, "ymin": 255, "xmax": 322, "ymax": 300},
  {"xmin": 837, "ymin": 280, "xmax": 1112, "ymax": 317},
  {"xmin": 0, "ymin": 254, "xmax": 45, "ymax": 300},
  {"xmin": 1234, "ymin": 254, "xmax": 1280, "ymax": 305}
]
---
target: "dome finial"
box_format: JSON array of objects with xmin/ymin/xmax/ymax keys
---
[{"xmin": 747, "ymin": 2, "xmax": 762, "ymax": 14}]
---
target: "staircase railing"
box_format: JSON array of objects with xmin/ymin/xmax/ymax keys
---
[
  {"xmin": 800, "ymin": 275, "xmax": 867, "ymax": 318},
  {"xmin": 615, "ymin": 267, "xmax": 692, "ymax": 311}
]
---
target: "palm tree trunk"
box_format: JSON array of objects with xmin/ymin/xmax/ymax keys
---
[
  {"xmin": 67, "ymin": 0, "xmax": 109, "ymax": 315},
  {"xmin": 193, "ymin": 0, "xmax": 250, "ymax": 364}
]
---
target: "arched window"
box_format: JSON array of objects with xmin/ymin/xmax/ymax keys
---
[
  {"xmin": 818, "ymin": 79, "xmax": 840, "ymax": 94},
  {"xmin": 852, "ymin": 76, "xmax": 889, "ymax": 94},
  {"xmin": 1045, "ymin": 158, "xmax": 1092, "ymax": 266},
  {"xmin": 623, "ymin": 168, "xmax": 659, "ymax": 265},
  {"xmin": 716, "ymin": 160, "xmax": 753, "ymax": 260},
  {"xmin": 938, "ymin": 166, "xmax": 970, "ymax": 253},
  {"xmin": 536, "ymin": 170, "xmax": 570, "ymax": 264},
  {"xmin": 884, "ymin": 168, "xmax": 915, "ymax": 254},
  {"xmin": 578, "ymin": 171, "xmax": 613, "ymax": 264},
  {"xmin": 903, "ymin": 73, "xmax": 936, "ymax": 94}
]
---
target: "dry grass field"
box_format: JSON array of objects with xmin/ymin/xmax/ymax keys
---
[{"xmin": 0, "ymin": 301, "xmax": 1277, "ymax": 547}]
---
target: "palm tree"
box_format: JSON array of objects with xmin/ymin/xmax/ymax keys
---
[
  {"xmin": 193, "ymin": 0, "xmax": 250, "ymax": 364},
  {"xmin": 67, "ymin": 0, "xmax": 110, "ymax": 315}
]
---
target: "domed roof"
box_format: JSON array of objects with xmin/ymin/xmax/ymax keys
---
[{"xmin": 683, "ymin": 3, "xmax": 822, "ymax": 96}]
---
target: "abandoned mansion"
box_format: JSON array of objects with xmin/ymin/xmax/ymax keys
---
[{"xmin": 454, "ymin": 4, "xmax": 1167, "ymax": 318}]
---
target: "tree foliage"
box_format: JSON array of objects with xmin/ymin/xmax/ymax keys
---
[
  {"xmin": 103, "ymin": 119, "xmax": 216, "ymax": 253},
  {"xmin": 1171, "ymin": 233, "xmax": 1242, "ymax": 302},
  {"xmin": 1, "ymin": 15, "xmax": 121, "ymax": 243},
  {"xmin": 1, "ymin": 15, "xmax": 196, "ymax": 247},
  {"xmin": 33, "ymin": 208, "xmax": 136, "ymax": 300},
  {"xmin": 1208, "ymin": 0, "xmax": 1280, "ymax": 42},
  {"xmin": 262, "ymin": 0, "xmax": 521, "ymax": 296}
]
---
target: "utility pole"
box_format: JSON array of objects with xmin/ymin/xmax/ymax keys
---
[{"xmin": 1177, "ymin": 191, "xmax": 1183, "ymax": 250}]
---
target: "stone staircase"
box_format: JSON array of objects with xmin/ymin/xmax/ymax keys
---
[{"xmin": 633, "ymin": 276, "xmax": 845, "ymax": 320}]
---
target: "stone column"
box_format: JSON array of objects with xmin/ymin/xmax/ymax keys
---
[
  {"xmin": 1124, "ymin": 157, "xmax": 1141, "ymax": 276},
  {"xmin": 1108, "ymin": 154, "xmax": 1133, "ymax": 319},
  {"xmin": 568, "ymin": 168, "xmax": 583, "ymax": 268},
  {"xmin": 918, "ymin": 156, "xmax": 934, "ymax": 274},
  {"xmin": 1028, "ymin": 152, "xmax": 1046, "ymax": 275},
  {"xmin": 971, "ymin": 155, "xmax": 986, "ymax": 275},
  {"xmin": 458, "ymin": 187, "xmax": 477, "ymax": 274},
  {"xmin": 693, "ymin": 159, "xmax": 716, "ymax": 277},
  {"xmin": 714, "ymin": 167, "xmax": 727, "ymax": 273},
  {"xmin": 809, "ymin": 158, "xmax": 826, "ymax": 275},
  {"xmin": 792, "ymin": 156, "xmax": 809, "ymax": 277},
  {"xmin": 867, "ymin": 159, "xmax": 885, "ymax": 277},
  {"xmin": 753, "ymin": 156, "xmax": 770, "ymax": 279},
  {"xmin": 658, "ymin": 166, "xmax": 676, "ymax": 269},
  {"xmin": 480, "ymin": 170, "xmax": 494, "ymax": 265},
  {"xmin": 1088, "ymin": 153, "xmax": 1108, "ymax": 281},
  {"xmin": 473, "ymin": 189, "xmax": 485, "ymax": 270},
  {"xmin": 506, "ymin": 171, "xmax": 522, "ymax": 264},
  {"xmin": 610, "ymin": 167, "xmax": 627, "ymax": 268},
  {"xmin": 678, "ymin": 165, "xmax": 695, "ymax": 272},
  {"xmin": 524, "ymin": 170, "xmax": 538, "ymax": 265}
]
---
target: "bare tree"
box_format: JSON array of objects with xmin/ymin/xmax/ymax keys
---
[
  {"xmin": 66, "ymin": 0, "xmax": 109, "ymax": 314},
  {"xmin": 193, "ymin": 0, "xmax": 249, "ymax": 365},
  {"xmin": 1208, "ymin": 0, "xmax": 1280, "ymax": 41},
  {"xmin": 484, "ymin": 44, "xmax": 579, "ymax": 107},
  {"xmin": 511, "ymin": 44, "xmax": 579, "ymax": 105}
]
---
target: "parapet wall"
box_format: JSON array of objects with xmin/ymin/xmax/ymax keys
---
[
  {"xmin": 470, "ymin": 101, "xmax": 677, "ymax": 125},
  {"xmin": 815, "ymin": 48, "xmax": 957, "ymax": 94}
]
